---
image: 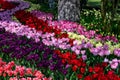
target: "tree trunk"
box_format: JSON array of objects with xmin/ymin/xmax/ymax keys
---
[{"xmin": 58, "ymin": 0, "xmax": 81, "ymax": 22}]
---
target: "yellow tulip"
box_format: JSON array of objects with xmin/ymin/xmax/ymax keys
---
[{"xmin": 95, "ymin": 42, "xmax": 103, "ymax": 47}]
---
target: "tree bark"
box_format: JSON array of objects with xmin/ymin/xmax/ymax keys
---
[{"xmin": 58, "ymin": 0, "xmax": 81, "ymax": 22}]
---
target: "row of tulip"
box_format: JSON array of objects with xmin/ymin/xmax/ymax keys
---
[
  {"xmin": 31, "ymin": 10, "xmax": 118, "ymax": 43},
  {"xmin": 0, "ymin": 57, "xmax": 52, "ymax": 80},
  {"xmin": 0, "ymin": 0, "xmax": 16, "ymax": 10},
  {"xmin": 0, "ymin": 0, "xmax": 29, "ymax": 21}
]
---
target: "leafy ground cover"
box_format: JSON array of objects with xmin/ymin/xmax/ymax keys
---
[{"xmin": 87, "ymin": 0, "xmax": 101, "ymax": 6}]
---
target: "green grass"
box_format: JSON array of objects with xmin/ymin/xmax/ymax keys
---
[
  {"xmin": 25, "ymin": 2, "xmax": 41, "ymax": 11},
  {"xmin": 24, "ymin": 0, "xmax": 57, "ymax": 16},
  {"xmin": 87, "ymin": 0, "xmax": 101, "ymax": 6},
  {"xmin": 88, "ymin": 0, "xmax": 101, "ymax": 2}
]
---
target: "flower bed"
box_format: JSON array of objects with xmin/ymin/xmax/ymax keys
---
[
  {"xmin": 0, "ymin": 58, "xmax": 52, "ymax": 80},
  {"xmin": 31, "ymin": 10, "xmax": 118, "ymax": 43},
  {"xmin": 13, "ymin": 9, "xmax": 120, "ymax": 66},
  {"xmin": 0, "ymin": 0, "xmax": 29, "ymax": 21},
  {"xmin": 0, "ymin": 0, "xmax": 120, "ymax": 80},
  {"xmin": 0, "ymin": 27, "xmax": 68, "ymax": 75}
]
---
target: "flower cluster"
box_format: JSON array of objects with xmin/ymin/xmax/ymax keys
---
[
  {"xmin": 14, "ymin": 10, "xmax": 69, "ymax": 39},
  {"xmin": 0, "ymin": 58, "xmax": 52, "ymax": 80},
  {"xmin": 31, "ymin": 10, "xmax": 118, "ymax": 43},
  {"xmin": 0, "ymin": 20, "xmax": 71, "ymax": 49},
  {"xmin": 54, "ymin": 50, "xmax": 120, "ymax": 80},
  {"xmin": 0, "ymin": 0, "xmax": 29, "ymax": 21},
  {"xmin": 0, "ymin": 0, "xmax": 16, "ymax": 10},
  {"xmin": 54, "ymin": 50, "xmax": 87, "ymax": 76},
  {"xmin": 31, "ymin": 10, "xmax": 53, "ymax": 21},
  {"xmin": 104, "ymin": 58, "xmax": 120, "ymax": 69},
  {"xmin": 82, "ymin": 63, "xmax": 120, "ymax": 80},
  {"xmin": 67, "ymin": 32, "xmax": 120, "ymax": 56},
  {"xmin": 0, "ymin": 27, "xmax": 68, "ymax": 75}
]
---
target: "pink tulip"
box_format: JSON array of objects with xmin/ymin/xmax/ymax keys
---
[{"xmin": 0, "ymin": 58, "xmax": 52, "ymax": 80}]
